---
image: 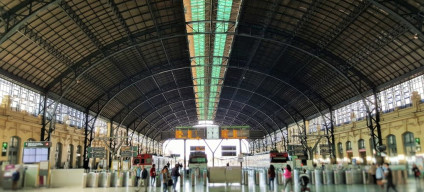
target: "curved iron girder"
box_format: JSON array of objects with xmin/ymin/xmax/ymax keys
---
[
  {"xmin": 145, "ymin": 105, "xmax": 273, "ymax": 141},
  {"xmin": 148, "ymin": 109, "xmax": 261, "ymax": 140},
  {"xmin": 132, "ymin": 97, "xmax": 283, "ymax": 138},
  {"xmin": 51, "ymin": 30, "xmax": 362, "ymax": 111},
  {"xmin": 369, "ymin": 0, "xmax": 423, "ymax": 39},
  {"xmin": 115, "ymin": 83, "xmax": 299, "ymax": 133},
  {"xmin": 0, "ymin": 0, "xmax": 62, "ymax": 45},
  {"xmin": 140, "ymin": 107, "xmax": 261, "ymax": 142},
  {"xmin": 48, "ymin": 30, "xmax": 378, "ymax": 132},
  {"xmin": 127, "ymin": 92, "xmax": 287, "ymax": 136},
  {"xmin": 48, "ymin": 32, "xmax": 358, "ymax": 134},
  {"xmin": 233, "ymin": 33, "xmax": 374, "ymax": 113},
  {"xmin": 0, "ymin": 0, "xmax": 61, "ymax": 92},
  {"xmin": 93, "ymin": 65, "xmax": 322, "ymax": 126}
]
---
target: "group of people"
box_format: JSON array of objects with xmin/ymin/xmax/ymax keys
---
[
  {"xmin": 268, "ymin": 164, "xmax": 309, "ymax": 192},
  {"xmin": 161, "ymin": 163, "xmax": 182, "ymax": 192},
  {"xmin": 268, "ymin": 162, "xmax": 404, "ymax": 192},
  {"xmin": 368, "ymin": 163, "xmax": 401, "ymax": 192},
  {"xmin": 135, "ymin": 162, "xmax": 182, "ymax": 192}
]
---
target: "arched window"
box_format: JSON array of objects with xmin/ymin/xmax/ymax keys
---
[
  {"xmin": 55, "ymin": 143, "xmax": 62, "ymax": 168},
  {"xmin": 358, "ymin": 139, "xmax": 366, "ymax": 164},
  {"xmin": 387, "ymin": 135, "xmax": 397, "ymax": 157},
  {"xmin": 358, "ymin": 139, "xmax": 365, "ymax": 150},
  {"xmin": 403, "ymin": 132, "xmax": 415, "ymax": 156},
  {"xmin": 67, "ymin": 144, "xmax": 74, "ymax": 168},
  {"xmin": 8, "ymin": 136, "xmax": 20, "ymax": 164},
  {"xmin": 338, "ymin": 142, "xmax": 343, "ymax": 158},
  {"xmin": 346, "ymin": 141, "xmax": 352, "ymax": 151},
  {"xmin": 76, "ymin": 145, "xmax": 82, "ymax": 168}
]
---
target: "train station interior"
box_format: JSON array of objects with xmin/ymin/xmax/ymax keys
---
[{"xmin": 0, "ymin": 0, "xmax": 424, "ymax": 191}]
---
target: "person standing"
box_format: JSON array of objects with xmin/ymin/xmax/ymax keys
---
[
  {"xmin": 384, "ymin": 163, "xmax": 397, "ymax": 192},
  {"xmin": 171, "ymin": 164, "xmax": 181, "ymax": 192},
  {"xmin": 162, "ymin": 166, "xmax": 170, "ymax": 192},
  {"xmin": 141, "ymin": 165, "xmax": 148, "ymax": 191},
  {"xmin": 150, "ymin": 164, "xmax": 157, "ymax": 186},
  {"xmin": 368, "ymin": 163, "xmax": 377, "ymax": 184},
  {"xmin": 412, "ymin": 164, "xmax": 421, "ymax": 181},
  {"xmin": 136, "ymin": 165, "xmax": 142, "ymax": 187},
  {"xmin": 299, "ymin": 169, "xmax": 310, "ymax": 192},
  {"xmin": 268, "ymin": 165, "xmax": 276, "ymax": 191},
  {"xmin": 283, "ymin": 165, "xmax": 292, "ymax": 192},
  {"xmin": 11, "ymin": 169, "xmax": 20, "ymax": 190}
]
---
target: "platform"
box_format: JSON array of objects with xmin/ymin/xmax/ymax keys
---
[{"xmin": 2, "ymin": 177, "xmax": 423, "ymax": 192}]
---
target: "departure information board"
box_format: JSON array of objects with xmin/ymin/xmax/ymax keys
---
[
  {"xmin": 175, "ymin": 127, "xmax": 205, "ymax": 139},
  {"xmin": 175, "ymin": 126, "xmax": 250, "ymax": 139},
  {"xmin": 220, "ymin": 126, "xmax": 249, "ymax": 139}
]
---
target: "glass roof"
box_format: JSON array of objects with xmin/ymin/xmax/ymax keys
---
[{"xmin": 185, "ymin": 0, "xmax": 236, "ymax": 120}]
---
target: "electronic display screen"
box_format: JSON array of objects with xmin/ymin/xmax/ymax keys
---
[{"xmin": 23, "ymin": 148, "xmax": 48, "ymax": 163}]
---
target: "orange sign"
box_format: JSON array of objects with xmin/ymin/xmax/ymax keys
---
[
  {"xmin": 175, "ymin": 129, "xmax": 201, "ymax": 139},
  {"xmin": 176, "ymin": 130, "xmax": 184, "ymax": 138},
  {"xmin": 220, "ymin": 129, "xmax": 247, "ymax": 139}
]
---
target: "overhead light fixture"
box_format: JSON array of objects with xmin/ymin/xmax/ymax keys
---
[
  {"xmin": 198, "ymin": 120, "xmax": 214, "ymax": 125},
  {"xmin": 413, "ymin": 33, "xmax": 418, "ymax": 39}
]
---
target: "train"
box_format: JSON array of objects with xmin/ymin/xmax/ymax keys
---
[
  {"xmin": 132, "ymin": 154, "xmax": 173, "ymax": 170},
  {"xmin": 188, "ymin": 151, "xmax": 208, "ymax": 169}
]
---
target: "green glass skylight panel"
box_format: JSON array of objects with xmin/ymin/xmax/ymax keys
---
[
  {"xmin": 207, "ymin": 0, "xmax": 233, "ymax": 120},
  {"xmin": 187, "ymin": 0, "xmax": 235, "ymax": 120},
  {"xmin": 190, "ymin": 0, "xmax": 207, "ymax": 120}
]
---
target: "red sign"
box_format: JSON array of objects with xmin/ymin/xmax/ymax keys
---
[{"xmin": 5, "ymin": 164, "xmax": 15, "ymax": 171}]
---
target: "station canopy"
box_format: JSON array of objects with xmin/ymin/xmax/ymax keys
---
[{"xmin": 0, "ymin": 0, "xmax": 423, "ymax": 141}]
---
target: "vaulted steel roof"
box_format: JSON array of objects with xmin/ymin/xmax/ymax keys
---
[{"xmin": 0, "ymin": 0, "xmax": 423, "ymax": 140}]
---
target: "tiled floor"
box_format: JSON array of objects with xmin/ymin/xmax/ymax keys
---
[{"xmin": 1, "ymin": 175, "xmax": 424, "ymax": 192}]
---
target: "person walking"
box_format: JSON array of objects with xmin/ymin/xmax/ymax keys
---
[
  {"xmin": 136, "ymin": 165, "xmax": 148, "ymax": 192},
  {"xmin": 171, "ymin": 164, "xmax": 181, "ymax": 192},
  {"xmin": 376, "ymin": 164, "xmax": 385, "ymax": 189},
  {"xmin": 384, "ymin": 163, "xmax": 398, "ymax": 192},
  {"xmin": 150, "ymin": 164, "xmax": 157, "ymax": 186},
  {"xmin": 283, "ymin": 164, "xmax": 292, "ymax": 192},
  {"xmin": 162, "ymin": 166, "xmax": 171, "ymax": 192},
  {"xmin": 268, "ymin": 165, "xmax": 276, "ymax": 191}
]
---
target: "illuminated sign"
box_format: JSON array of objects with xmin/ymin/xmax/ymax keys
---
[
  {"xmin": 220, "ymin": 129, "xmax": 248, "ymax": 139},
  {"xmin": 190, "ymin": 146, "xmax": 205, "ymax": 151},
  {"xmin": 24, "ymin": 141, "xmax": 51, "ymax": 148},
  {"xmin": 2, "ymin": 142, "xmax": 7, "ymax": 156},
  {"xmin": 175, "ymin": 128, "xmax": 205, "ymax": 139}
]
